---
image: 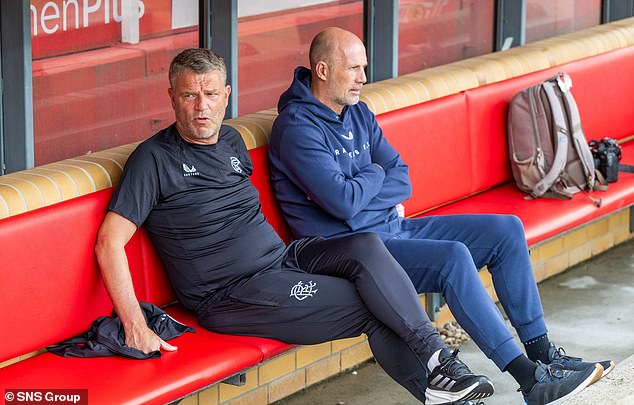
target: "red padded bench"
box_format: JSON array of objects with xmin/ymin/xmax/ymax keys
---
[
  {"xmin": 0, "ymin": 187, "xmax": 293, "ymax": 404},
  {"xmin": 377, "ymin": 45, "xmax": 634, "ymax": 245}
]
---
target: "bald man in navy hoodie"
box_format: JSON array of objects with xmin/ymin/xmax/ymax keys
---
[{"xmin": 268, "ymin": 27, "xmax": 612, "ymax": 405}]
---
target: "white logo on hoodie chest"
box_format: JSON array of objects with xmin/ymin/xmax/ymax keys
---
[
  {"xmin": 333, "ymin": 141, "xmax": 370, "ymax": 159},
  {"xmin": 340, "ymin": 130, "xmax": 354, "ymax": 140}
]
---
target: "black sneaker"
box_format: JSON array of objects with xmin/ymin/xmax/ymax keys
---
[
  {"xmin": 547, "ymin": 343, "xmax": 615, "ymax": 382},
  {"xmin": 425, "ymin": 348, "xmax": 494, "ymax": 405},
  {"xmin": 523, "ymin": 360, "xmax": 602, "ymax": 405}
]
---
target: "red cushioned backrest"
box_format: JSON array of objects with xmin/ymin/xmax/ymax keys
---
[
  {"xmin": 132, "ymin": 228, "xmax": 178, "ymax": 305},
  {"xmin": 376, "ymin": 93, "xmax": 471, "ymax": 214},
  {"xmin": 561, "ymin": 46, "xmax": 634, "ymax": 141},
  {"xmin": 248, "ymin": 146, "xmax": 292, "ymax": 243},
  {"xmin": 0, "ymin": 190, "xmax": 115, "ymax": 362},
  {"xmin": 465, "ymin": 67, "xmax": 560, "ymax": 191},
  {"xmin": 0, "ymin": 188, "xmax": 181, "ymax": 363}
]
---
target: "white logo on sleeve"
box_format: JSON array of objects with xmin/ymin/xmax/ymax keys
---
[
  {"xmin": 290, "ymin": 281, "xmax": 318, "ymax": 301},
  {"xmin": 183, "ymin": 163, "xmax": 200, "ymax": 176},
  {"xmin": 230, "ymin": 157, "xmax": 243, "ymax": 173}
]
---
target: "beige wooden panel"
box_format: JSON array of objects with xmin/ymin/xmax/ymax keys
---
[
  {"xmin": 421, "ymin": 65, "xmax": 480, "ymax": 93},
  {"xmin": 70, "ymin": 156, "xmax": 123, "ymax": 187},
  {"xmin": 360, "ymin": 85, "xmax": 391, "ymax": 115},
  {"xmin": 12, "ymin": 172, "xmax": 64, "ymax": 205},
  {"xmin": 388, "ymin": 77, "xmax": 432, "ymax": 104},
  {"xmin": 44, "ymin": 164, "xmax": 97, "ymax": 195},
  {"xmin": 456, "ymin": 58, "xmax": 506, "ymax": 86},
  {"xmin": 0, "ymin": 181, "xmax": 30, "ymax": 218},
  {"xmin": 28, "ymin": 167, "xmax": 82, "ymax": 200},
  {"xmin": 227, "ymin": 118, "xmax": 271, "ymax": 149},
  {"xmin": 407, "ymin": 74, "xmax": 453, "ymax": 100}
]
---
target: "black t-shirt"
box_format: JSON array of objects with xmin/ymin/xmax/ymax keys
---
[{"xmin": 109, "ymin": 124, "xmax": 287, "ymax": 311}]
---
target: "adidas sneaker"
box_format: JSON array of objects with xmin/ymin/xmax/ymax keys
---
[{"xmin": 425, "ymin": 348, "xmax": 494, "ymax": 405}]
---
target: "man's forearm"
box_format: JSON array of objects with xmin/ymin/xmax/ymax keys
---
[
  {"xmin": 95, "ymin": 241, "xmax": 146, "ymax": 330},
  {"xmin": 95, "ymin": 240, "xmax": 173, "ymax": 353},
  {"xmin": 95, "ymin": 212, "xmax": 177, "ymax": 353}
]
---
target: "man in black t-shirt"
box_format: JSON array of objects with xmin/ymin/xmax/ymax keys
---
[{"xmin": 95, "ymin": 48, "xmax": 493, "ymax": 404}]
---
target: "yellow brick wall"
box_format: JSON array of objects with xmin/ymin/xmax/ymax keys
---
[
  {"xmin": 174, "ymin": 336, "xmax": 372, "ymax": 405},
  {"xmin": 531, "ymin": 209, "xmax": 632, "ymax": 282}
]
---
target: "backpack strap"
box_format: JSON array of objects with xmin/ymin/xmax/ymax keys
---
[
  {"xmin": 619, "ymin": 163, "xmax": 634, "ymax": 173},
  {"xmin": 594, "ymin": 169, "xmax": 609, "ymax": 190},
  {"xmin": 532, "ymin": 81, "xmax": 569, "ymax": 197},
  {"xmin": 556, "ymin": 73, "xmax": 597, "ymax": 188}
]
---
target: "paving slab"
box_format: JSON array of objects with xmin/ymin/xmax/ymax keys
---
[{"xmin": 566, "ymin": 354, "xmax": 634, "ymax": 405}]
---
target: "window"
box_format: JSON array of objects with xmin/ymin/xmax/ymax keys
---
[
  {"xmin": 526, "ymin": 0, "xmax": 601, "ymax": 43},
  {"xmin": 398, "ymin": 0, "xmax": 494, "ymax": 75},
  {"xmin": 237, "ymin": 0, "xmax": 363, "ymax": 115},
  {"xmin": 30, "ymin": 0, "xmax": 198, "ymax": 165}
]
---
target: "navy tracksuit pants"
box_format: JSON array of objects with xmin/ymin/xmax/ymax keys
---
[
  {"xmin": 197, "ymin": 233, "xmax": 445, "ymax": 403},
  {"xmin": 376, "ymin": 214, "xmax": 548, "ymax": 370}
]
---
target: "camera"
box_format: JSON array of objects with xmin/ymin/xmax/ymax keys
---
[{"xmin": 589, "ymin": 137, "xmax": 622, "ymax": 183}]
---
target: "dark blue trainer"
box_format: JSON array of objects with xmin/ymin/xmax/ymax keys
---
[
  {"xmin": 523, "ymin": 360, "xmax": 602, "ymax": 405},
  {"xmin": 547, "ymin": 343, "xmax": 614, "ymax": 383}
]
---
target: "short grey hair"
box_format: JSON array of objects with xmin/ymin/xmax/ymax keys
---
[{"xmin": 169, "ymin": 48, "xmax": 227, "ymax": 88}]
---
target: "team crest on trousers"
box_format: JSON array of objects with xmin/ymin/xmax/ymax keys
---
[{"xmin": 290, "ymin": 280, "xmax": 318, "ymax": 301}]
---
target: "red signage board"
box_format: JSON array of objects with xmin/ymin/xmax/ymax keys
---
[{"xmin": 30, "ymin": 0, "xmax": 176, "ymax": 59}]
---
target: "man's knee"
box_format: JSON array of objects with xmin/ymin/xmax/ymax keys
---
[
  {"xmin": 444, "ymin": 241, "xmax": 473, "ymax": 267},
  {"xmin": 485, "ymin": 215, "xmax": 530, "ymax": 256},
  {"xmin": 340, "ymin": 232, "xmax": 386, "ymax": 253},
  {"xmin": 337, "ymin": 232, "xmax": 402, "ymax": 272},
  {"xmin": 489, "ymin": 215, "xmax": 525, "ymax": 237}
]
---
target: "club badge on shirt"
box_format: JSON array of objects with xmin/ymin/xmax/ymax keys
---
[{"xmin": 230, "ymin": 157, "xmax": 243, "ymax": 173}]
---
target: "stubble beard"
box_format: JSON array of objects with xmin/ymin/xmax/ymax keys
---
[{"xmin": 177, "ymin": 120, "xmax": 221, "ymax": 145}]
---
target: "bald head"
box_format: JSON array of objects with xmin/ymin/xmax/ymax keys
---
[
  {"xmin": 307, "ymin": 28, "xmax": 367, "ymax": 114},
  {"xmin": 309, "ymin": 27, "xmax": 363, "ymax": 69}
]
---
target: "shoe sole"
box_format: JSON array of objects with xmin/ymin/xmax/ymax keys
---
[
  {"xmin": 601, "ymin": 360, "xmax": 615, "ymax": 378},
  {"xmin": 425, "ymin": 380, "xmax": 494, "ymax": 405},
  {"xmin": 544, "ymin": 363, "xmax": 603, "ymax": 405},
  {"xmin": 587, "ymin": 361, "xmax": 613, "ymax": 386}
]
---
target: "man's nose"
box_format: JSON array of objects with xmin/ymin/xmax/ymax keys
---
[
  {"xmin": 194, "ymin": 94, "xmax": 205, "ymax": 110},
  {"xmin": 359, "ymin": 69, "xmax": 367, "ymax": 84}
]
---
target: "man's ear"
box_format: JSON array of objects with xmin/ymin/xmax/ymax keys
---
[
  {"xmin": 314, "ymin": 61, "xmax": 329, "ymax": 81},
  {"xmin": 168, "ymin": 87, "xmax": 176, "ymax": 109}
]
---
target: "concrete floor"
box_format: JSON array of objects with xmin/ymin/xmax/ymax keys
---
[{"xmin": 275, "ymin": 238, "xmax": 634, "ymax": 405}]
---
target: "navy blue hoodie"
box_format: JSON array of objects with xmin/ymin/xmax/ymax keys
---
[{"xmin": 269, "ymin": 67, "xmax": 412, "ymax": 239}]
